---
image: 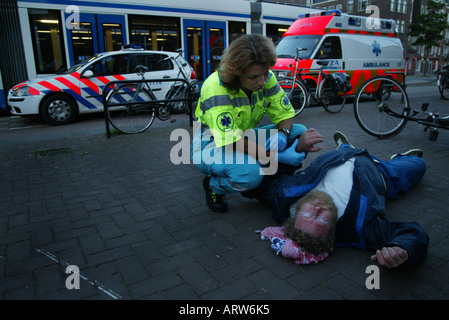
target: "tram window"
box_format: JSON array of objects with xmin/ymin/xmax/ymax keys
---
[
  {"xmin": 266, "ymin": 24, "xmax": 289, "ymax": 44},
  {"xmin": 103, "ymin": 23, "xmax": 123, "ymax": 52},
  {"xmin": 229, "ymin": 21, "xmax": 246, "ymax": 43},
  {"xmin": 70, "ymin": 22, "xmax": 94, "ymax": 63},
  {"xmin": 28, "ymin": 9, "xmax": 66, "ymax": 74},
  {"xmin": 129, "ymin": 15, "xmax": 180, "ymax": 52}
]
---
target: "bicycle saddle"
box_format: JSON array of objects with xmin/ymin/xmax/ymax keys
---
[
  {"xmin": 134, "ymin": 65, "xmax": 149, "ymax": 73},
  {"xmin": 316, "ymin": 60, "xmax": 330, "ymax": 66}
]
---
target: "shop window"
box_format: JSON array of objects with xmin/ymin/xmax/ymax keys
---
[
  {"xmin": 29, "ymin": 9, "xmax": 66, "ymax": 74},
  {"xmin": 129, "ymin": 15, "xmax": 180, "ymax": 52}
]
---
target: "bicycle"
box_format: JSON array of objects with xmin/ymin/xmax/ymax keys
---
[
  {"xmin": 276, "ymin": 47, "xmax": 351, "ymax": 116},
  {"xmin": 164, "ymin": 49, "xmax": 200, "ymax": 119},
  {"xmin": 105, "ymin": 65, "xmax": 189, "ymax": 134},
  {"xmin": 353, "ymin": 75, "xmax": 449, "ymax": 141},
  {"xmin": 437, "ymin": 64, "xmax": 449, "ymax": 100}
]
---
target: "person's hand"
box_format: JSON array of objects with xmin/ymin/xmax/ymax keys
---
[
  {"xmin": 266, "ymin": 132, "xmax": 288, "ymax": 152},
  {"xmin": 296, "ymin": 128, "xmax": 324, "ymax": 153},
  {"xmin": 370, "ymin": 246, "xmax": 409, "ymax": 269},
  {"xmin": 277, "ymin": 140, "xmax": 305, "ymax": 166}
]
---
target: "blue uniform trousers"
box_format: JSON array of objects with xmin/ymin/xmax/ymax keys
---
[{"xmin": 191, "ymin": 123, "xmax": 307, "ymax": 194}]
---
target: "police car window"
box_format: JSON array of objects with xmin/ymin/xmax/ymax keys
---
[
  {"xmin": 89, "ymin": 54, "xmax": 131, "ymax": 76},
  {"xmin": 59, "ymin": 54, "xmax": 102, "ymax": 74},
  {"xmin": 135, "ymin": 53, "xmax": 174, "ymax": 72},
  {"xmin": 276, "ymin": 35, "xmax": 322, "ymax": 59},
  {"xmin": 314, "ymin": 36, "xmax": 342, "ymax": 60}
]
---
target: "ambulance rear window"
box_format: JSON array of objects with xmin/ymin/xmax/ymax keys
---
[{"xmin": 275, "ymin": 35, "xmax": 322, "ymax": 59}]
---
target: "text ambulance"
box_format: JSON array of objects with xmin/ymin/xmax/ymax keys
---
[{"xmin": 272, "ymin": 10, "xmax": 405, "ymax": 95}]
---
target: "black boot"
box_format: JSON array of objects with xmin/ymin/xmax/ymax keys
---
[{"xmin": 203, "ymin": 176, "xmax": 228, "ymax": 212}]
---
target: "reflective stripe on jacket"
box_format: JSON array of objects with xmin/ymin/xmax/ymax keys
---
[{"xmin": 195, "ymin": 71, "xmax": 295, "ymax": 147}]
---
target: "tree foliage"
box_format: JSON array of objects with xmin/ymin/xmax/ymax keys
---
[{"xmin": 409, "ymin": 0, "xmax": 449, "ymax": 52}]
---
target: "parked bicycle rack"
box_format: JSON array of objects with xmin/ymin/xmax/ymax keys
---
[{"xmin": 101, "ymin": 78, "xmax": 194, "ymax": 138}]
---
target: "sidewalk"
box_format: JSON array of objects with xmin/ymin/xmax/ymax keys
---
[
  {"xmin": 406, "ymin": 72, "xmax": 438, "ymax": 86},
  {"xmin": 0, "ymin": 98, "xmax": 448, "ymax": 302}
]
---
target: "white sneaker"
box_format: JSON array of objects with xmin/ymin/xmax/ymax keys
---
[
  {"xmin": 333, "ymin": 131, "xmax": 354, "ymax": 149},
  {"xmin": 390, "ymin": 149, "xmax": 423, "ymax": 160}
]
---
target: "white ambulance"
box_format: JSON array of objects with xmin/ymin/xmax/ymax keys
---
[{"xmin": 272, "ymin": 10, "xmax": 405, "ymax": 95}]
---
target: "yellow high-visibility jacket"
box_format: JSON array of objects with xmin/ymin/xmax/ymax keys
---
[{"xmin": 195, "ymin": 70, "xmax": 295, "ymax": 147}]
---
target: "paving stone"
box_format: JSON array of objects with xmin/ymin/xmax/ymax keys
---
[{"xmin": 0, "ymin": 90, "xmax": 448, "ymax": 301}]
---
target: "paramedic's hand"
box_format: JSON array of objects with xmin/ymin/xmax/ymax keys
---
[
  {"xmin": 277, "ymin": 140, "xmax": 305, "ymax": 166},
  {"xmin": 370, "ymin": 246, "xmax": 409, "ymax": 270},
  {"xmin": 266, "ymin": 132, "xmax": 287, "ymax": 152},
  {"xmin": 296, "ymin": 128, "xmax": 324, "ymax": 153}
]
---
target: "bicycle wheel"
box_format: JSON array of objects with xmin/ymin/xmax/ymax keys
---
[
  {"xmin": 354, "ymin": 76, "xmax": 410, "ymax": 138},
  {"xmin": 319, "ymin": 77, "xmax": 346, "ymax": 113},
  {"xmin": 438, "ymin": 76, "xmax": 449, "ymax": 100},
  {"xmin": 185, "ymin": 80, "xmax": 200, "ymax": 121},
  {"xmin": 277, "ymin": 77, "xmax": 308, "ymax": 116},
  {"xmin": 106, "ymin": 84, "xmax": 155, "ymax": 134},
  {"xmin": 165, "ymin": 86, "xmax": 186, "ymax": 114}
]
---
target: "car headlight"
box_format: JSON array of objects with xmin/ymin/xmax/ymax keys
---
[
  {"xmin": 275, "ymin": 71, "xmax": 292, "ymax": 79},
  {"xmin": 11, "ymin": 85, "xmax": 29, "ymax": 96}
]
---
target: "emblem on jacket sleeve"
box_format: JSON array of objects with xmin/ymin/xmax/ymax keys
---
[
  {"xmin": 280, "ymin": 93, "xmax": 292, "ymax": 110},
  {"xmin": 216, "ymin": 112, "xmax": 234, "ymax": 132}
]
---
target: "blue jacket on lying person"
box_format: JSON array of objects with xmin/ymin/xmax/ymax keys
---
[{"xmin": 247, "ymin": 132, "xmax": 429, "ymax": 270}]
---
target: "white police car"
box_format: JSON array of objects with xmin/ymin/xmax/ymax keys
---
[{"xmin": 8, "ymin": 48, "xmax": 196, "ymax": 125}]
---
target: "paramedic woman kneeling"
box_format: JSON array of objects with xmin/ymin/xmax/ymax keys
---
[{"xmin": 191, "ymin": 34, "xmax": 324, "ymax": 213}]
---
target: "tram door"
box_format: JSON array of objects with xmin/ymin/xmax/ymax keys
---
[
  {"xmin": 184, "ymin": 20, "xmax": 226, "ymax": 81},
  {"xmin": 65, "ymin": 13, "xmax": 126, "ymax": 66}
]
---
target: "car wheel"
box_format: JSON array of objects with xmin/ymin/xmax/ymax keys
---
[{"xmin": 40, "ymin": 94, "xmax": 78, "ymax": 125}]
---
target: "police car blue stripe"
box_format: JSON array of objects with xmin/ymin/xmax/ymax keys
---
[
  {"xmin": 62, "ymin": 89, "xmax": 98, "ymax": 110},
  {"xmin": 82, "ymin": 87, "xmax": 103, "ymax": 103}
]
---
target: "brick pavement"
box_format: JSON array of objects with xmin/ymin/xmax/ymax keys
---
[{"xmin": 0, "ymin": 80, "xmax": 448, "ymax": 302}]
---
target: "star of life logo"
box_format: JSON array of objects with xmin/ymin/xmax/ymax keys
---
[
  {"xmin": 216, "ymin": 112, "xmax": 234, "ymax": 132},
  {"xmin": 280, "ymin": 93, "xmax": 292, "ymax": 110},
  {"xmin": 372, "ymin": 41, "xmax": 381, "ymax": 56}
]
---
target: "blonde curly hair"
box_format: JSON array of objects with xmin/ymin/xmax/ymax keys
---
[
  {"xmin": 218, "ymin": 34, "xmax": 277, "ymax": 92},
  {"xmin": 283, "ymin": 190, "xmax": 338, "ymax": 255}
]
